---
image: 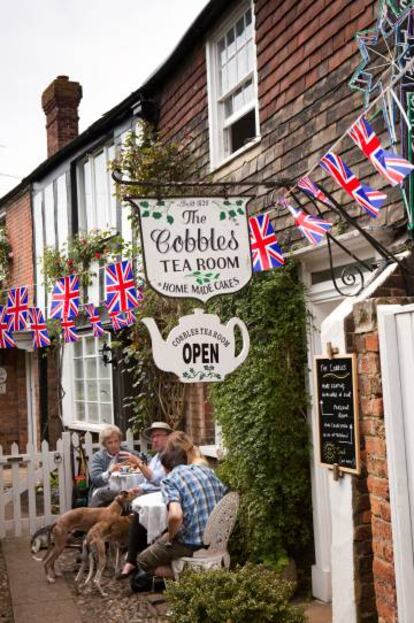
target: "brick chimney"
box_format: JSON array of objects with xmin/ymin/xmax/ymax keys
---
[{"xmin": 41, "ymin": 76, "xmax": 83, "ymax": 157}]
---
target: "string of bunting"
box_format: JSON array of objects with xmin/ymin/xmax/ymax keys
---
[
  {"xmin": 0, "ymin": 260, "xmax": 143, "ymax": 349},
  {"xmin": 247, "ymin": 43, "xmax": 414, "ymax": 272}
]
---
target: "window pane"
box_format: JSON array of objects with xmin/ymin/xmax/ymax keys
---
[
  {"xmin": 226, "ymin": 28, "xmax": 235, "ymax": 58},
  {"xmin": 246, "ymin": 44, "xmax": 253, "ymax": 73},
  {"xmin": 86, "ymin": 381, "xmax": 98, "ymax": 401},
  {"xmin": 87, "ymin": 403, "xmax": 99, "ymax": 423},
  {"xmin": 86, "ymin": 359, "xmax": 97, "ymax": 379},
  {"xmin": 84, "ymin": 160, "xmax": 93, "ymax": 224},
  {"xmin": 218, "ymin": 38, "xmax": 226, "ymax": 66},
  {"xmin": 74, "ymin": 359, "xmax": 84, "ymax": 379},
  {"xmin": 236, "ymin": 17, "xmax": 245, "ymax": 48},
  {"xmin": 75, "ymin": 381, "xmax": 85, "ymax": 401},
  {"xmin": 94, "ymin": 151, "xmax": 109, "ymax": 229},
  {"xmin": 44, "ymin": 184, "xmax": 55, "ymax": 247},
  {"xmin": 245, "ymin": 7, "xmax": 252, "ymax": 30},
  {"xmin": 227, "ymin": 56, "xmax": 237, "ymax": 91},
  {"xmin": 224, "ymin": 97, "xmax": 233, "ymax": 118},
  {"xmin": 99, "ymin": 381, "xmax": 111, "ymax": 402},
  {"xmin": 74, "ymin": 341, "xmax": 82, "ymax": 358},
  {"xmin": 220, "ymin": 66, "xmax": 228, "ymax": 95},
  {"xmin": 229, "ymin": 109, "xmax": 256, "ymax": 154},
  {"xmin": 233, "ymin": 87, "xmax": 244, "ymax": 112},
  {"xmin": 101, "ymin": 403, "xmax": 112, "ymax": 425},
  {"xmin": 76, "ymin": 402, "xmax": 85, "ymax": 421},
  {"xmin": 85, "ymin": 337, "xmax": 95, "ymax": 356},
  {"xmin": 244, "ymin": 79, "xmax": 254, "ymax": 104},
  {"xmin": 98, "ymin": 356, "xmax": 110, "ymax": 379}
]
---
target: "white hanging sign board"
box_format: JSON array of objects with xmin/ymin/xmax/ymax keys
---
[
  {"xmin": 135, "ymin": 197, "xmax": 252, "ymax": 302},
  {"xmin": 142, "ymin": 309, "xmax": 250, "ymax": 382}
]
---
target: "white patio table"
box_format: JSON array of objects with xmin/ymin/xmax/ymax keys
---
[{"xmin": 131, "ymin": 491, "xmax": 168, "ymax": 544}]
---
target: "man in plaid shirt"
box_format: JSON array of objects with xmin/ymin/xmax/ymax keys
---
[{"xmin": 133, "ymin": 444, "xmax": 227, "ymax": 587}]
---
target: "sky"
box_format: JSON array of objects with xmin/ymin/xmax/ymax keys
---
[{"xmin": 0, "ymin": 0, "xmax": 210, "ymax": 198}]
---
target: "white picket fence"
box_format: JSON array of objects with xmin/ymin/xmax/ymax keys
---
[{"xmin": 0, "ymin": 429, "xmax": 145, "ymax": 538}]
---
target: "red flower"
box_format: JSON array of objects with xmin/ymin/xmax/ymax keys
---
[{"xmin": 95, "ymin": 252, "xmax": 101, "ymax": 260}]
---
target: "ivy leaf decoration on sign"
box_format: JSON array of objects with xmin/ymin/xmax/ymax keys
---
[
  {"xmin": 215, "ymin": 198, "xmax": 246, "ymax": 220},
  {"xmin": 139, "ymin": 200, "xmax": 174, "ymax": 224},
  {"xmin": 186, "ymin": 271, "xmax": 220, "ymax": 285}
]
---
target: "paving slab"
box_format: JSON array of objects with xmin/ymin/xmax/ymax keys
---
[
  {"xmin": 2, "ymin": 537, "xmax": 82, "ymax": 623},
  {"xmin": 304, "ymin": 599, "xmax": 332, "ymax": 623}
]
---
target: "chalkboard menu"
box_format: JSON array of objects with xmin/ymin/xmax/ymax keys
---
[{"xmin": 314, "ymin": 355, "xmax": 360, "ymax": 475}]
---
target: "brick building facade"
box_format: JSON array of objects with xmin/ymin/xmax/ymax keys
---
[{"xmin": 1, "ymin": 1, "xmax": 413, "ymax": 620}]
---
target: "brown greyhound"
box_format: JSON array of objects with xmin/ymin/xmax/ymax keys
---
[
  {"xmin": 76, "ymin": 513, "xmax": 134, "ymax": 596},
  {"xmin": 43, "ymin": 491, "xmax": 134, "ymax": 583}
]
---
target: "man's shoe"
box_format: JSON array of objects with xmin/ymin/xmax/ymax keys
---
[
  {"xmin": 130, "ymin": 566, "xmax": 154, "ymax": 592},
  {"xmin": 116, "ymin": 565, "xmax": 136, "ymax": 580}
]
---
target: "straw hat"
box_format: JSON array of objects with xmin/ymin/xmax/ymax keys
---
[{"xmin": 143, "ymin": 421, "xmax": 173, "ymax": 439}]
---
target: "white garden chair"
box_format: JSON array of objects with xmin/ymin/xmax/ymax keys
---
[{"xmin": 171, "ymin": 491, "xmax": 240, "ymax": 580}]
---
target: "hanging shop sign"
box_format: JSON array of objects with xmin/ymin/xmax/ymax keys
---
[
  {"xmin": 142, "ymin": 308, "xmax": 250, "ymax": 382},
  {"xmin": 135, "ymin": 197, "xmax": 252, "ymax": 303},
  {"xmin": 314, "ymin": 354, "xmax": 360, "ymax": 475}
]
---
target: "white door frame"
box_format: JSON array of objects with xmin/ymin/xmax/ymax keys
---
[{"xmin": 378, "ymin": 304, "xmax": 414, "ymax": 623}]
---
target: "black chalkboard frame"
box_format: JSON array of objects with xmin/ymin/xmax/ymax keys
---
[{"xmin": 314, "ymin": 354, "xmax": 361, "ymax": 476}]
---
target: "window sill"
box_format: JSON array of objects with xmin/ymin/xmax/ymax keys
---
[
  {"xmin": 209, "ymin": 136, "xmax": 261, "ymax": 176},
  {"xmin": 68, "ymin": 421, "xmax": 113, "ymax": 434}
]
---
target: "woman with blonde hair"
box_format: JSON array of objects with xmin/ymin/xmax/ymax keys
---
[{"xmin": 166, "ymin": 431, "xmax": 208, "ymax": 466}]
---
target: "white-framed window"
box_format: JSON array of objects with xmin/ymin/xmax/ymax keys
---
[
  {"xmin": 207, "ymin": 1, "xmax": 260, "ymax": 169},
  {"xmin": 69, "ymin": 332, "xmax": 114, "ymax": 429},
  {"xmin": 77, "ymin": 144, "xmax": 117, "ymax": 232}
]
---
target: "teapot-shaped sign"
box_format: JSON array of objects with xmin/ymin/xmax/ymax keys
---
[{"xmin": 142, "ymin": 309, "xmax": 250, "ymax": 382}]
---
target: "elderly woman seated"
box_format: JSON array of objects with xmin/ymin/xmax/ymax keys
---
[{"xmin": 89, "ymin": 425, "xmax": 143, "ymax": 507}]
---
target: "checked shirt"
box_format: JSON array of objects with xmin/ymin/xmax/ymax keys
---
[{"xmin": 161, "ymin": 464, "xmax": 227, "ymax": 547}]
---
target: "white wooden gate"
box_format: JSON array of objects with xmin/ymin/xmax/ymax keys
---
[
  {"xmin": 0, "ymin": 429, "xmax": 145, "ymax": 537},
  {"xmin": 378, "ymin": 303, "xmax": 414, "ymax": 623}
]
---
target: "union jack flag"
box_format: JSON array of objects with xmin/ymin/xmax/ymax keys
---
[
  {"xmin": 248, "ymin": 213, "xmax": 284, "ymax": 272},
  {"xmin": 29, "ymin": 307, "xmax": 50, "ymax": 349},
  {"xmin": 50, "ymin": 274, "xmax": 80, "ymax": 320},
  {"xmin": 320, "ymin": 152, "xmax": 386, "ymax": 218},
  {"xmin": 109, "ymin": 311, "xmax": 129, "ymax": 331},
  {"xmin": 0, "ymin": 306, "xmax": 15, "ymax": 349},
  {"xmin": 105, "ymin": 261, "xmax": 139, "ymax": 314},
  {"xmin": 282, "ymin": 201, "xmax": 332, "ymax": 246},
  {"xmin": 297, "ymin": 176, "xmax": 333, "ymax": 207},
  {"xmin": 84, "ymin": 303, "xmax": 105, "ymax": 338},
  {"xmin": 124, "ymin": 310, "xmax": 136, "ymax": 326},
  {"xmin": 348, "ymin": 116, "xmax": 414, "ymax": 186},
  {"xmin": 60, "ymin": 318, "xmax": 79, "ymax": 343},
  {"xmin": 6, "ymin": 287, "xmax": 29, "ymax": 331}
]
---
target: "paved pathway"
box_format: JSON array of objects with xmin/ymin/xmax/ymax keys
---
[
  {"xmin": 2, "ymin": 536, "xmax": 332, "ymax": 623},
  {"xmin": 2, "ymin": 537, "xmax": 82, "ymax": 623}
]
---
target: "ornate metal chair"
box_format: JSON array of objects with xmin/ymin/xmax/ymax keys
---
[{"xmin": 171, "ymin": 491, "xmax": 240, "ymax": 580}]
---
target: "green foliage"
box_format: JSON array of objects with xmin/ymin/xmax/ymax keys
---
[
  {"xmin": 111, "ymin": 119, "xmax": 195, "ymax": 434},
  {"xmin": 120, "ymin": 291, "xmax": 192, "ymax": 433},
  {"xmin": 41, "ymin": 228, "xmax": 135, "ymax": 292},
  {"xmin": 110, "ymin": 119, "xmax": 196, "ymax": 230},
  {"xmin": 0, "ymin": 225, "xmax": 11, "ymax": 291},
  {"xmin": 165, "ymin": 564, "xmax": 306, "ymax": 623},
  {"xmin": 209, "ymin": 262, "xmax": 312, "ymax": 565}
]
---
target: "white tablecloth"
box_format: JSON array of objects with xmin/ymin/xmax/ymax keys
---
[
  {"xmin": 109, "ymin": 471, "xmax": 143, "ymax": 492},
  {"xmin": 131, "ymin": 491, "xmax": 168, "ymax": 544}
]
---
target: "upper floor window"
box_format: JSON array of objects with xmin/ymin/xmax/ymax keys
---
[
  {"xmin": 207, "ymin": 2, "xmax": 259, "ymax": 169},
  {"xmin": 77, "ymin": 144, "xmax": 117, "ymax": 232}
]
